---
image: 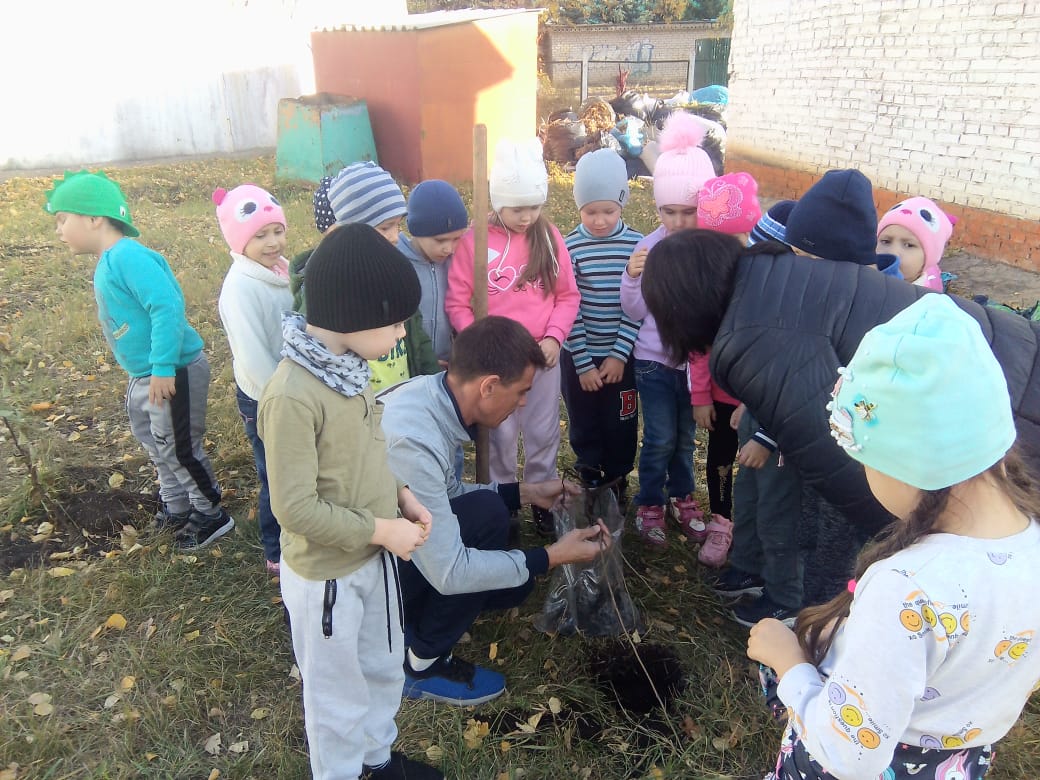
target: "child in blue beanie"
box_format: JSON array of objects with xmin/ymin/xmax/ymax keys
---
[{"xmin": 749, "ymin": 293, "xmax": 1039, "ymax": 780}]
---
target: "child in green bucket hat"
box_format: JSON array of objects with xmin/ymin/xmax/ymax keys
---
[{"xmin": 45, "ymin": 170, "xmax": 234, "ymax": 551}]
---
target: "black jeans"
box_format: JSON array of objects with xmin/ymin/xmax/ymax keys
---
[{"xmin": 397, "ymin": 489, "xmax": 535, "ymax": 659}]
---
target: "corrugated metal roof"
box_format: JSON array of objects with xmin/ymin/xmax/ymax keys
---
[{"xmin": 319, "ymin": 8, "xmax": 544, "ymax": 33}]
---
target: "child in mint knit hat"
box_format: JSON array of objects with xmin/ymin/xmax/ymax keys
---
[
  {"xmin": 45, "ymin": 171, "xmax": 233, "ymax": 551},
  {"xmin": 750, "ymin": 293, "xmax": 1038, "ymax": 780}
]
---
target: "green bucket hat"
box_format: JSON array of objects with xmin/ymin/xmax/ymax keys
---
[{"xmin": 44, "ymin": 170, "xmax": 139, "ymax": 237}]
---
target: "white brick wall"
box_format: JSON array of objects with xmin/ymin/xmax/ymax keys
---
[{"xmin": 727, "ymin": 0, "xmax": 1040, "ymax": 219}]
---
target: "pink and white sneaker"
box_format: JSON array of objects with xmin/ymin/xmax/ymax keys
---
[
  {"xmin": 697, "ymin": 514, "xmax": 733, "ymax": 568},
  {"xmin": 669, "ymin": 494, "xmax": 707, "ymax": 541},
  {"xmin": 634, "ymin": 505, "xmax": 668, "ymax": 548}
]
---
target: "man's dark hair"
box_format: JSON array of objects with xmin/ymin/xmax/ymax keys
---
[
  {"xmin": 641, "ymin": 228, "xmax": 750, "ymax": 362},
  {"xmin": 449, "ymin": 316, "xmax": 547, "ymax": 384}
]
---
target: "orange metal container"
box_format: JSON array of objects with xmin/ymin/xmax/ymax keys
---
[{"xmin": 311, "ymin": 9, "xmax": 541, "ymax": 185}]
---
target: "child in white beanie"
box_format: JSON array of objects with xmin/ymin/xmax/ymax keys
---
[
  {"xmin": 561, "ymin": 149, "xmax": 644, "ymax": 509},
  {"xmin": 619, "ymin": 111, "xmax": 717, "ymax": 549},
  {"xmin": 445, "ymin": 138, "xmax": 580, "ymax": 535}
]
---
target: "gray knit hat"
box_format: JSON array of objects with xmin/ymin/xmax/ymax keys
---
[
  {"xmin": 306, "ymin": 223, "xmax": 420, "ymax": 334},
  {"xmin": 573, "ymin": 148, "xmax": 629, "ymax": 210},
  {"xmin": 328, "ymin": 162, "xmax": 407, "ymax": 228}
]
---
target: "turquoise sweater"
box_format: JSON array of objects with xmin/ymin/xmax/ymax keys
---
[{"xmin": 93, "ymin": 238, "xmax": 203, "ymax": 377}]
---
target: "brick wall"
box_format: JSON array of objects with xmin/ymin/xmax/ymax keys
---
[
  {"xmin": 726, "ymin": 0, "xmax": 1040, "ymax": 271},
  {"xmin": 544, "ymin": 22, "xmax": 723, "ymax": 88}
]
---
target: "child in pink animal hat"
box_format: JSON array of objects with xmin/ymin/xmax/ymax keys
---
[
  {"xmin": 876, "ymin": 196, "xmax": 956, "ymax": 291},
  {"xmin": 696, "ymin": 172, "xmax": 763, "ymax": 246}
]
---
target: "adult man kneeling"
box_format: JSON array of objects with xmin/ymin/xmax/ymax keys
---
[{"xmin": 381, "ymin": 316, "xmax": 607, "ymax": 706}]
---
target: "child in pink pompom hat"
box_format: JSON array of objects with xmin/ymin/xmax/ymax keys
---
[
  {"xmin": 213, "ymin": 183, "xmax": 292, "ymax": 574},
  {"xmin": 696, "ymin": 172, "xmax": 763, "ymax": 245},
  {"xmin": 876, "ymin": 196, "xmax": 956, "ymax": 291}
]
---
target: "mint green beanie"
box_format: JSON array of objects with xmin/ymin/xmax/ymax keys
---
[
  {"xmin": 827, "ymin": 294, "xmax": 1015, "ymax": 490},
  {"xmin": 44, "ymin": 170, "xmax": 139, "ymax": 237}
]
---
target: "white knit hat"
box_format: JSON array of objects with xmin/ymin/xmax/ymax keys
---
[{"xmin": 490, "ymin": 138, "xmax": 548, "ymax": 211}]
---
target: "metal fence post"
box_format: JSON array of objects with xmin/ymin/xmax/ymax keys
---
[{"xmin": 581, "ymin": 52, "xmax": 590, "ymax": 102}]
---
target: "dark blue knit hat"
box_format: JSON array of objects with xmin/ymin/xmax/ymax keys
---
[
  {"xmin": 312, "ymin": 175, "xmax": 336, "ymax": 233},
  {"xmin": 785, "ymin": 170, "xmax": 878, "ymax": 264},
  {"xmin": 406, "ymin": 180, "xmax": 469, "ymax": 237},
  {"xmin": 748, "ymin": 199, "xmax": 796, "ymax": 246}
]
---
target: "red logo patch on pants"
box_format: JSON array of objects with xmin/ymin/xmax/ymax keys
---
[{"xmin": 619, "ymin": 389, "xmax": 637, "ymax": 420}]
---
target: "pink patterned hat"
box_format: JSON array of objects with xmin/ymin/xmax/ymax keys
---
[{"xmin": 696, "ymin": 172, "xmax": 762, "ymax": 235}]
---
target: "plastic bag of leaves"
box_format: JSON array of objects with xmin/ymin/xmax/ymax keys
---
[{"xmin": 534, "ymin": 483, "xmax": 644, "ymax": 637}]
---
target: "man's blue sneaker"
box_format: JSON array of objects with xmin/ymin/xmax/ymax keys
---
[{"xmin": 403, "ymin": 653, "xmax": 505, "ymax": 706}]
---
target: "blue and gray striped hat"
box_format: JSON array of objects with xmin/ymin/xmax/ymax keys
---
[
  {"xmin": 328, "ymin": 161, "xmax": 407, "ymax": 229},
  {"xmin": 748, "ymin": 199, "xmax": 796, "ymax": 246}
]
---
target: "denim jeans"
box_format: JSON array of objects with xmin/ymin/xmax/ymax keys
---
[
  {"xmin": 633, "ymin": 360, "xmax": 696, "ymax": 507},
  {"xmin": 236, "ymin": 386, "xmax": 281, "ymax": 562}
]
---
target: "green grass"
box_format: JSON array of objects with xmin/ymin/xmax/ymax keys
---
[{"xmin": 1, "ymin": 157, "xmax": 1036, "ymax": 780}]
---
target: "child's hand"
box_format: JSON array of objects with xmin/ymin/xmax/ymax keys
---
[
  {"xmin": 149, "ymin": 375, "xmax": 177, "ymax": 406},
  {"xmin": 730, "ymin": 403, "xmax": 745, "ymax": 431},
  {"xmin": 598, "ymin": 357, "xmax": 625, "ymax": 385},
  {"xmin": 579, "ymin": 369, "xmax": 604, "ymax": 392},
  {"xmin": 626, "ymin": 248, "xmax": 649, "ymax": 278},
  {"xmin": 371, "ymin": 516, "xmax": 428, "ymax": 561},
  {"xmin": 737, "ymin": 440, "xmax": 770, "ymax": 469},
  {"xmin": 539, "ymin": 337, "xmax": 561, "ymax": 368},
  {"xmin": 693, "ymin": 404, "xmax": 715, "ymax": 431},
  {"xmin": 747, "ymin": 618, "xmax": 808, "ymax": 679},
  {"xmin": 398, "ymin": 487, "xmax": 433, "ymax": 534}
]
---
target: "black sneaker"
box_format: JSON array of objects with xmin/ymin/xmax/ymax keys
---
[
  {"xmin": 153, "ymin": 505, "xmax": 191, "ymax": 532},
  {"xmin": 362, "ymin": 751, "xmax": 444, "ymax": 779},
  {"xmin": 403, "ymin": 653, "xmax": 506, "ymax": 706},
  {"xmin": 731, "ymin": 593, "xmax": 798, "ymax": 629},
  {"xmin": 174, "ymin": 508, "xmax": 235, "ymax": 551},
  {"xmin": 709, "ymin": 567, "xmax": 765, "ymax": 600},
  {"xmin": 532, "ymin": 506, "xmax": 556, "ymax": 538}
]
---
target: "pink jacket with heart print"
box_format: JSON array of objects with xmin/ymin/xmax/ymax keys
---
[{"xmin": 446, "ymin": 222, "xmax": 580, "ymax": 345}]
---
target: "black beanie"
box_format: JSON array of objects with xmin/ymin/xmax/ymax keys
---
[
  {"xmin": 306, "ymin": 223, "xmax": 421, "ymax": 333},
  {"xmin": 785, "ymin": 169, "xmax": 879, "ymax": 264}
]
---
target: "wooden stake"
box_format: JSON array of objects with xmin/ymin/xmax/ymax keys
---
[{"xmin": 472, "ymin": 124, "xmax": 491, "ymax": 484}]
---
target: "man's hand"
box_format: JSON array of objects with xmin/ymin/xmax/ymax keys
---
[
  {"xmin": 693, "ymin": 404, "xmax": 715, "ymax": 431},
  {"xmin": 737, "ymin": 440, "xmax": 770, "ymax": 469},
  {"xmin": 546, "ymin": 521, "xmax": 609, "ymax": 566},
  {"xmin": 149, "ymin": 375, "xmax": 176, "ymax": 406},
  {"xmin": 539, "ymin": 337, "xmax": 561, "ymax": 368},
  {"xmin": 520, "ymin": 478, "xmax": 581, "ymax": 510},
  {"xmin": 598, "ymin": 357, "xmax": 625, "ymax": 385},
  {"xmin": 626, "ymin": 248, "xmax": 649, "ymax": 278}
]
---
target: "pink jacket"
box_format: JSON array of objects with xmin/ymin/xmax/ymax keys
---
[
  {"xmin": 446, "ymin": 222, "xmax": 580, "ymax": 344},
  {"xmin": 688, "ymin": 349, "xmax": 738, "ymax": 407}
]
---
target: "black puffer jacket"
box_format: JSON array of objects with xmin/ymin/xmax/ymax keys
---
[{"xmin": 710, "ymin": 252, "xmax": 1040, "ymax": 535}]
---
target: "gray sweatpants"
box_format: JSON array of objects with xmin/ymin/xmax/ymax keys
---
[
  {"xmin": 126, "ymin": 354, "xmax": 221, "ymax": 514},
  {"xmin": 281, "ymin": 553, "xmax": 405, "ymax": 779},
  {"xmin": 729, "ymin": 411, "xmax": 804, "ymax": 610}
]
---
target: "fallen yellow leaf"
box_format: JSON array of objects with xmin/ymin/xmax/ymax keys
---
[
  {"xmin": 250, "ymin": 708, "xmax": 269, "ymax": 720},
  {"xmin": 119, "ymin": 676, "xmax": 136, "ymax": 692},
  {"xmin": 207, "ymin": 771, "xmax": 220, "ymax": 780},
  {"xmin": 48, "ymin": 567, "xmax": 75, "ymax": 578},
  {"xmin": 548, "ymin": 696, "xmax": 562, "ymax": 714},
  {"xmin": 183, "ymin": 630, "xmax": 200, "ymax": 642},
  {"xmin": 425, "ymin": 745, "xmax": 444, "ymax": 762},
  {"xmin": 105, "ymin": 614, "xmax": 128, "ymax": 631},
  {"xmin": 108, "ymin": 472, "xmax": 125, "ymax": 488},
  {"xmin": 11, "ymin": 646, "xmax": 31, "ymax": 662},
  {"xmin": 488, "ymin": 641, "xmax": 498, "ymax": 661},
  {"xmin": 30, "ymin": 401, "xmax": 52, "ymax": 412},
  {"xmin": 228, "ymin": 740, "xmax": 249, "ymax": 754}
]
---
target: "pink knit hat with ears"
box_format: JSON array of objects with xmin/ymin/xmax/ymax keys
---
[
  {"xmin": 652, "ymin": 112, "xmax": 716, "ymax": 208},
  {"xmin": 877, "ymin": 196, "xmax": 955, "ymax": 287},
  {"xmin": 212, "ymin": 184, "xmax": 286, "ymax": 254},
  {"xmin": 696, "ymin": 172, "xmax": 762, "ymax": 234}
]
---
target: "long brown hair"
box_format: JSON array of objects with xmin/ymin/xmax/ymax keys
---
[
  {"xmin": 796, "ymin": 447, "xmax": 1039, "ymax": 665},
  {"xmin": 490, "ymin": 210, "xmax": 559, "ymax": 296}
]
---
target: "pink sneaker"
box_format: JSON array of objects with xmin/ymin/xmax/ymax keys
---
[
  {"xmin": 266, "ymin": 559, "xmax": 281, "ymax": 576},
  {"xmin": 697, "ymin": 514, "xmax": 733, "ymax": 568},
  {"xmin": 669, "ymin": 494, "xmax": 707, "ymax": 541},
  {"xmin": 634, "ymin": 505, "xmax": 668, "ymax": 548}
]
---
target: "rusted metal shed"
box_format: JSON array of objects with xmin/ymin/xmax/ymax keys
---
[{"xmin": 310, "ymin": 9, "xmax": 541, "ymax": 185}]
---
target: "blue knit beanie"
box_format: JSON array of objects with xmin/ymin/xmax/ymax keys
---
[
  {"xmin": 573, "ymin": 148, "xmax": 629, "ymax": 210},
  {"xmin": 827, "ymin": 294, "xmax": 1015, "ymax": 490},
  {"xmin": 328, "ymin": 162, "xmax": 407, "ymax": 228},
  {"xmin": 785, "ymin": 170, "xmax": 878, "ymax": 264},
  {"xmin": 406, "ymin": 180, "xmax": 469, "ymax": 237},
  {"xmin": 748, "ymin": 199, "xmax": 796, "ymax": 246}
]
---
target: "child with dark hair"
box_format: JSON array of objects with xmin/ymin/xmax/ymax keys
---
[
  {"xmin": 562, "ymin": 149, "xmax": 643, "ymax": 506},
  {"xmin": 749, "ymin": 294, "xmax": 1040, "ymax": 780},
  {"xmin": 46, "ymin": 171, "xmax": 232, "ymax": 551}
]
